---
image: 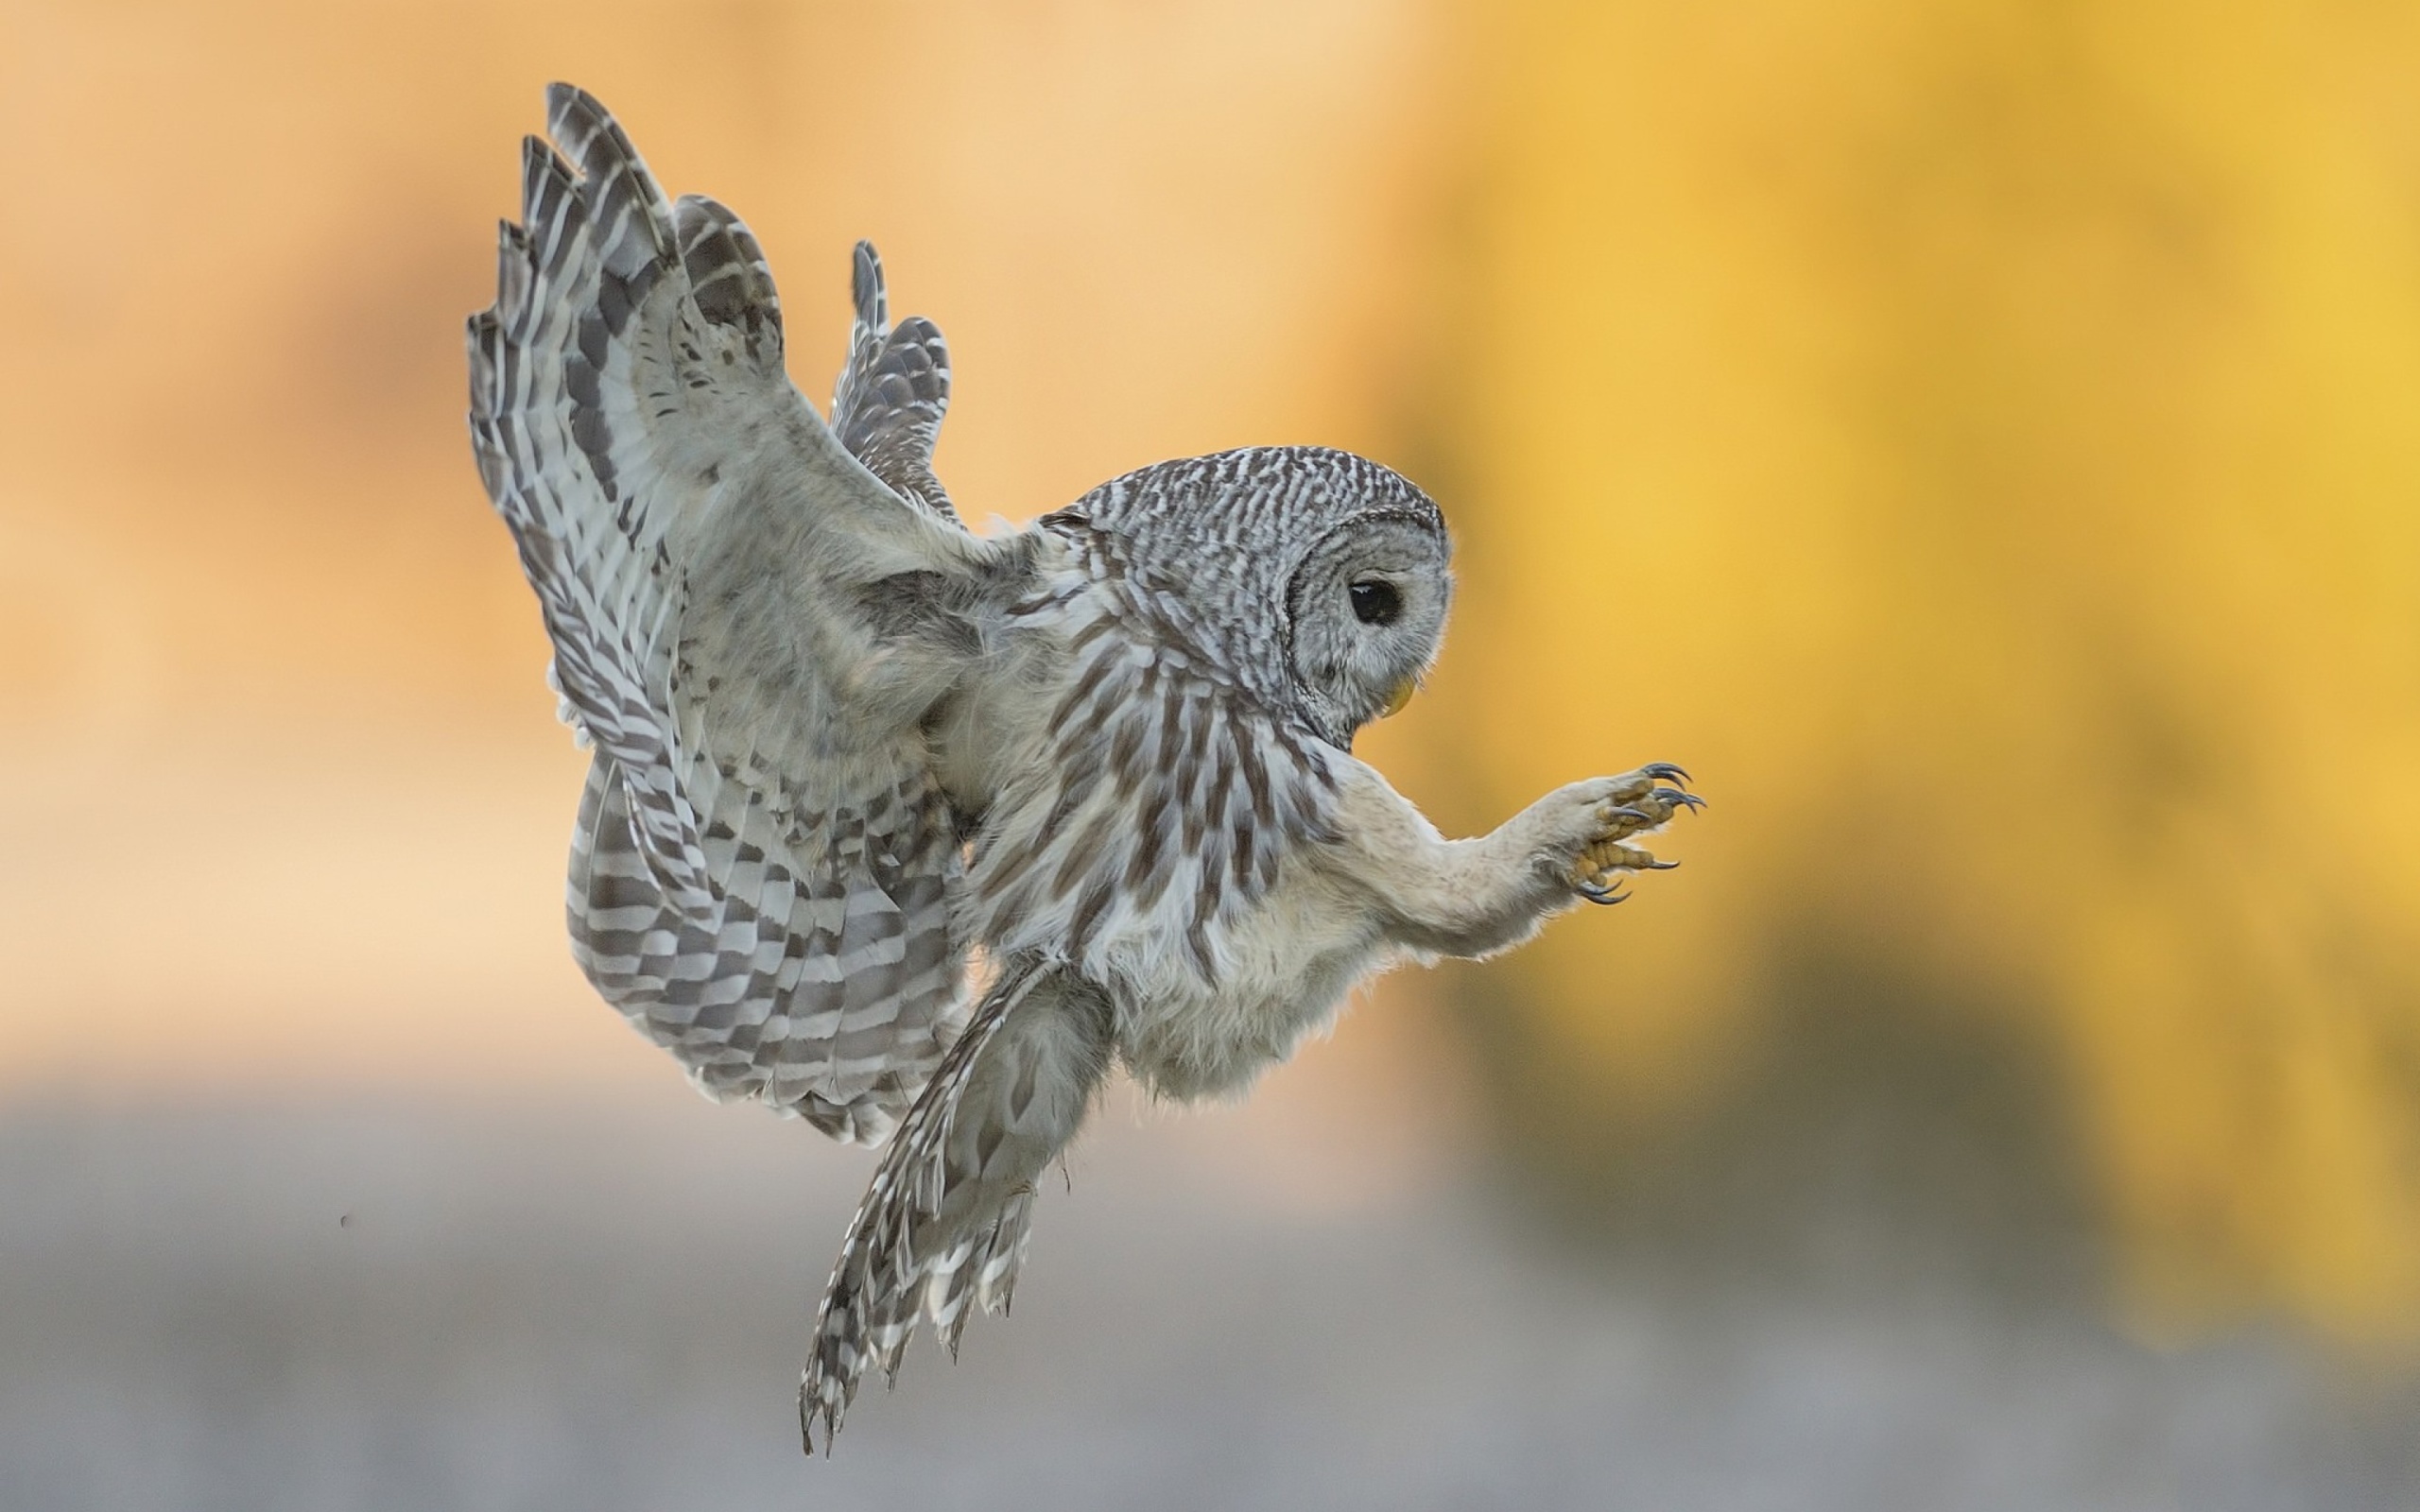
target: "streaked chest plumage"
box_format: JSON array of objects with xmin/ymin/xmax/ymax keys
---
[{"xmin": 959, "ymin": 521, "xmax": 1382, "ymax": 1098}]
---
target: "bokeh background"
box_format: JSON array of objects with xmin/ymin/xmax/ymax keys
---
[{"xmin": 7, "ymin": 0, "xmax": 2420, "ymax": 1507}]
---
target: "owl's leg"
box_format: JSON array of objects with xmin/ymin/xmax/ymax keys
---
[
  {"xmin": 1331, "ymin": 761, "xmax": 1700, "ymax": 960},
  {"xmin": 800, "ymin": 959, "xmax": 1114, "ymax": 1455}
]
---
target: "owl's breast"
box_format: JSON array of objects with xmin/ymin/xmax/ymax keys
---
[
  {"xmin": 1103, "ymin": 858, "xmax": 1392, "ymax": 1103},
  {"xmin": 958, "ymin": 572, "xmax": 1383, "ymax": 1099}
]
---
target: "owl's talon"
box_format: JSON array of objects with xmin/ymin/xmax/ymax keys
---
[{"xmin": 1564, "ymin": 764, "xmax": 1701, "ymax": 902}]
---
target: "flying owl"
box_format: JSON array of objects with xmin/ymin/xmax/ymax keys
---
[{"xmin": 466, "ymin": 85, "xmax": 1700, "ymax": 1454}]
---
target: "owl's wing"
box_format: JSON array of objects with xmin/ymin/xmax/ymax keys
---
[
  {"xmin": 830, "ymin": 241, "xmax": 959, "ymax": 524},
  {"xmin": 802, "ymin": 956, "xmax": 1115, "ymax": 1452},
  {"xmin": 468, "ymin": 85, "xmax": 1020, "ymax": 1143}
]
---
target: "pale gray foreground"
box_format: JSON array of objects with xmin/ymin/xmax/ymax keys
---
[{"xmin": 1, "ymin": 1082, "xmax": 2412, "ymax": 1512}]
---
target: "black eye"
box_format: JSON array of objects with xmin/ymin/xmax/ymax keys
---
[{"xmin": 1348, "ymin": 578, "xmax": 1402, "ymax": 627}]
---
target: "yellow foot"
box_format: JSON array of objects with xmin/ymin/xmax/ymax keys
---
[{"xmin": 1569, "ymin": 763, "xmax": 1701, "ymax": 905}]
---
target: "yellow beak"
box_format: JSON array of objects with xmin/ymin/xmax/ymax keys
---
[{"xmin": 1379, "ymin": 676, "xmax": 1419, "ymax": 719}]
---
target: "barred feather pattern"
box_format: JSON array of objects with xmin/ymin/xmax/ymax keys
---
[
  {"xmin": 801, "ymin": 958, "xmax": 1115, "ymax": 1454},
  {"xmin": 831, "ymin": 240, "xmax": 958, "ymax": 524},
  {"xmin": 468, "ymin": 84, "xmax": 982, "ymax": 1144},
  {"xmin": 968, "ymin": 514, "xmax": 1344, "ymax": 984},
  {"xmin": 567, "ymin": 750, "xmax": 963, "ymax": 1142},
  {"xmin": 469, "ymin": 112, "xmax": 712, "ymax": 921}
]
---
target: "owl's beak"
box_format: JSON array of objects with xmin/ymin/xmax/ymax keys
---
[{"xmin": 1379, "ymin": 676, "xmax": 1419, "ymax": 720}]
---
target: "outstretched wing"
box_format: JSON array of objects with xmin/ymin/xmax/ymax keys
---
[
  {"xmin": 830, "ymin": 240, "xmax": 958, "ymax": 524},
  {"xmin": 467, "ymin": 84, "xmax": 1020, "ymax": 1144}
]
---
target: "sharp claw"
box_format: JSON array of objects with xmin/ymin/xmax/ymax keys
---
[
  {"xmin": 1641, "ymin": 762, "xmax": 1691, "ymax": 786},
  {"xmin": 1665, "ymin": 792, "xmax": 1706, "ymax": 813},
  {"xmin": 1577, "ymin": 880, "xmax": 1629, "ymax": 905},
  {"xmin": 1645, "ymin": 858, "xmax": 1679, "ymax": 870},
  {"xmin": 1606, "ymin": 805, "xmax": 1652, "ymax": 826}
]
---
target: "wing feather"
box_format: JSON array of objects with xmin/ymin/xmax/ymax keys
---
[
  {"xmin": 831, "ymin": 240, "xmax": 959, "ymax": 523},
  {"xmin": 469, "ymin": 84, "xmax": 1019, "ymax": 1143}
]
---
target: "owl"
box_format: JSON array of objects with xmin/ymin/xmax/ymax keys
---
[{"xmin": 466, "ymin": 86, "xmax": 1699, "ymax": 1454}]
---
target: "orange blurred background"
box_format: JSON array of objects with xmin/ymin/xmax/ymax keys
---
[{"xmin": 9, "ymin": 1, "xmax": 2420, "ymax": 1491}]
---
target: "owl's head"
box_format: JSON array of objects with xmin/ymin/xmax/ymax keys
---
[{"xmin": 1060, "ymin": 447, "xmax": 1453, "ymax": 750}]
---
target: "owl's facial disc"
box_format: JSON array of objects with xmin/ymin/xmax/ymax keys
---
[{"xmin": 1284, "ymin": 511, "xmax": 1452, "ymax": 747}]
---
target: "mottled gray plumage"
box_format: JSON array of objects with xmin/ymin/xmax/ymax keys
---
[{"xmin": 468, "ymin": 86, "xmax": 1701, "ymax": 1456}]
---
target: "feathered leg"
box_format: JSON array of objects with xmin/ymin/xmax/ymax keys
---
[
  {"xmin": 1329, "ymin": 760, "xmax": 1702, "ymax": 959},
  {"xmin": 801, "ymin": 958, "xmax": 1114, "ymax": 1453}
]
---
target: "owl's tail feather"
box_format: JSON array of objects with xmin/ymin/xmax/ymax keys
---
[{"xmin": 801, "ymin": 959, "xmax": 1113, "ymax": 1455}]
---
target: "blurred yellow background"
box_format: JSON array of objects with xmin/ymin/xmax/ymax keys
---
[
  {"xmin": 7, "ymin": 0, "xmax": 2420, "ymax": 1413},
  {"xmin": 1436, "ymin": 0, "xmax": 2420, "ymax": 1345}
]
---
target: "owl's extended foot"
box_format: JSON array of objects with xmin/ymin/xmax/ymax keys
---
[
  {"xmin": 1565, "ymin": 765, "xmax": 1703, "ymax": 905},
  {"xmin": 1326, "ymin": 755, "xmax": 1703, "ymax": 957}
]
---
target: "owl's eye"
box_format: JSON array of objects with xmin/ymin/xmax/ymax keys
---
[{"xmin": 1348, "ymin": 578, "xmax": 1402, "ymax": 627}]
